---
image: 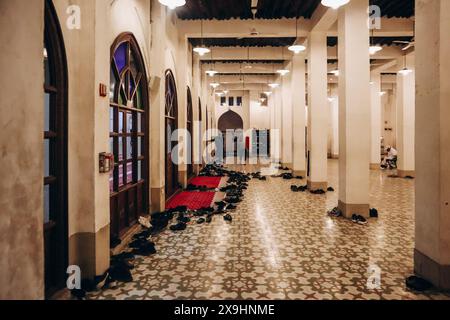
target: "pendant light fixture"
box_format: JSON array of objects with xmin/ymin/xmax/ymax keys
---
[
  {"xmin": 321, "ymin": 0, "xmax": 350, "ymax": 10},
  {"xmin": 194, "ymin": 20, "xmax": 210, "ymax": 56},
  {"xmin": 244, "ymin": 47, "xmax": 253, "ymax": 69},
  {"xmin": 159, "ymin": 0, "xmax": 186, "ymax": 10},
  {"xmin": 205, "ymin": 50, "xmax": 218, "ymax": 77},
  {"xmin": 277, "ymin": 48, "xmax": 290, "ymax": 76},
  {"xmin": 269, "ymin": 63, "xmax": 280, "ymax": 88},
  {"xmin": 369, "ymin": 22, "xmax": 382, "ymax": 55},
  {"xmin": 398, "ymin": 54, "xmax": 413, "ymax": 76},
  {"xmin": 288, "ymin": 18, "xmax": 306, "ymax": 54}
]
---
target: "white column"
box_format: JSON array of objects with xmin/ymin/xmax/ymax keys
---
[
  {"xmin": 272, "ymin": 84, "xmax": 283, "ymax": 163},
  {"xmin": 370, "ymin": 72, "xmax": 382, "ymax": 169},
  {"xmin": 282, "ymin": 62, "xmax": 293, "ymax": 167},
  {"xmin": 338, "ymin": 0, "xmax": 371, "ymax": 218},
  {"xmin": 415, "ymin": 0, "xmax": 450, "ymax": 290},
  {"xmin": 292, "ymin": 54, "xmax": 307, "ymax": 176},
  {"xmin": 396, "ymin": 55, "xmax": 415, "ymax": 177},
  {"xmin": 307, "ymin": 32, "xmax": 328, "ymax": 190},
  {"xmin": 329, "ymin": 86, "xmax": 339, "ymax": 159}
]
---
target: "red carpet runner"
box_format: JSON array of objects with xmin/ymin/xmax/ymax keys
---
[
  {"xmin": 189, "ymin": 177, "xmax": 222, "ymax": 189},
  {"xmin": 166, "ymin": 192, "xmax": 215, "ymax": 210}
]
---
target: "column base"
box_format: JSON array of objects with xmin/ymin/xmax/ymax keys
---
[
  {"xmin": 293, "ymin": 170, "xmax": 306, "ymax": 177},
  {"xmin": 415, "ymin": 249, "xmax": 450, "ymax": 290},
  {"xmin": 338, "ymin": 200, "xmax": 370, "ymax": 219},
  {"xmin": 307, "ymin": 180, "xmax": 328, "ymax": 191},
  {"xmin": 178, "ymin": 170, "xmax": 188, "ymax": 188},
  {"xmin": 398, "ymin": 169, "xmax": 415, "ymax": 178},
  {"xmin": 151, "ymin": 187, "xmax": 165, "ymax": 213},
  {"xmin": 194, "ymin": 164, "xmax": 201, "ymax": 175},
  {"xmin": 69, "ymin": 224, "xmax": 110, "ymax": 279},
  {"xmin": 370, "ymin": 163, "xmax": 380, "ymax": 170},
  {"xmin": 282, "ymin": 163, "xmax": 293, "ymax": 170}
]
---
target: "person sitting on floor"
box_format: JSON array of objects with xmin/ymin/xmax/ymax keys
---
[{"xmin": 382, "ymin": 146, "xmax": 398, "ymax": 169}]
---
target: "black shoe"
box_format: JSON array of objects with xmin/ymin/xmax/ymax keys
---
[
  {"xmin": 71, "ymin": 289, "xmax": 86, "ymax": 300},
  {"xmin": 206, "ymin": 215, "xmax": 213, "ymax": 223},
  {"xmin": 110, "ymin": 236, "xmax": 121, "ymax": 249},
  {"xmin": 370, "ymin": 208, "xmax": 379, "ymax": 218},
  {"xmin": 224, "ymin": 214, "xmax": 233, "ymax": 222},
  {"xmin": 177, "ymin": 215, "xmax": 191, "ymax": 223},
  {"xmin": 405, "ymin": 276, "xmax": 433, "ymax": 292},
  {"xmin": 327, "ymin": 187, "xmax": 335, "ymax": 192},
  {"xmin": 109, "ymin": 264, "xmax": 133, "ymax": 283},
  {"xmin": 310, "ymin": 189, "xmax": 326, "ymax": 194},
  {"xmin": 291, "ymin": 185, "xmax": 300, "ymax": 192},
  {"xmin": 351, "ymin": 214, "xmax": 358, "ymax": 223},
  {"xmin": 328, "ymin": 207, "xmax": 342, "ymax": 218},
  {"xmin": 197, "ymin": 218, "xmax": 206, "ymax": 224},
  {"xmin": 133, "ymin": 241, "xmax": 156, "ymax": 256},
  {"xmin": 357, "ymin": 215, "xmax": 368, "ymax": 225},
  {"xmin": 299, "ymin": 185, "xmax": 308, "ymax": 192},
  {"xmin": 170, "ymin": 222, "xmax": 187, "ymax": 231},
  {"xmin": 227, "ymin": 204, "xmax": 237, "ymax": 210}
]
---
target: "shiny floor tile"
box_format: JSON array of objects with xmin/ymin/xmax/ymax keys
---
[{"xmin": 88, "ymin": 160, "xmax": 450, "ymax": 300}]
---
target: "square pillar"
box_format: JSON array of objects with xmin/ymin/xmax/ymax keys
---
[
  {"xmin": 292, "ymin": 54, "xmax": 307, "ymax": 176},
  {"xmin": 396, "ymin": 56, "xmax": 415, "ymax": 177},
  {"xmin": 415, "ymin": 0, "xmax": 450, "ymax": 290},
  {"xmin": 307, "ymin": 32, "xmax": 328, "ymax": 190},
  {"xmin": 337, "ymin": 0, "xmax": 371, "ymax": 218},
  {"xmin": 370, "ymin": 72, "xmax": 382, "ymax": 169},
  {"xmin": 282, "ymin": 63, "xmax": 293, "ymax": 168}
]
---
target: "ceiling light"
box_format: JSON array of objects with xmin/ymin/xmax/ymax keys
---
[
  {"xmin": 321, "ymin": 0, "xmax": 350, "ymax": 10},
  {"xmin": 328, "ymin": 97, "xmax": 336, "ymax": 102},
  {"xmin": 264, "ymin": 91, "xmax": 272, "ymax": 96},
  {"xmin": 379, "ymin": 91, "xmax": 386, "ymax": 96},
  {"xmin": 370, "ymin": 81, "xmax": 374, "ymax": 85},
  {"xmin": 277, "ymin": 69, "xmax": 290, "ymax": 76},
  {"xmin": 216, "ymin": 92, "xmax": 224, "ymax": 97},
  {"xmin": 158, "ymin": 0, "xmax": 186, "ymax": 10},
  {"xmin": 210, "ymin": 82, "xmax": 220, "ymax": 89},
  {"xmin": 288, "ymin": 44, "xmax": 307, "ymax": 54},
  {"xmin": 369, "ymin": 45, "xmax": 383, "ymax": 55},
  {"xmin": 205, "ymin": 70, "xmax": 218, "ymax": 77},
  {"xmin": 223, "ymin": 90, "xmax": 229, "ymax": 94},
  {"xmin": 330, "ymin": 69, "xmax": 339, "ymax": 76},
  {"xmin": 398, "ymin": 68, "xmax": 413, "ymax": 76},
  {"xmin": 288, "ymin": 19, "xmax": 307, "ymax": 54},
  {"xmin": 194, "ymin": 47, "xmax": 210, "ymax": 56},
  {"xmin": 268, "ymin": 83, "xmax": 279, "ymax": 89}
]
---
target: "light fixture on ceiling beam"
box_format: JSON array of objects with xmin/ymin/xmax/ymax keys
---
[
  {"xmin": 264, "ymin": 91, "xmax": 272, "ymax": 96},
  {"xmin": 276, "ymin": 48, "xmax": 290, "ymax": 76},
  {"xmin": 158, "ymin": 0, "xmax": 186, "ymax": 10},
  {"xmin": 330, "ymin": 69, "xmax": 339, "ymax": 76},
  {"xmin": 398, "ymin": 55, "xmax": 413, "ymax": 76},
  {"xmin": 205, "ymin": 51, "xmax": 218, "ymax": 76},
  {"xmin": 288, "ymin": 18, "xmax": 307, "ymax": 54},
  {"xmin": 194, "ymin": 20, "xmax": 210, "ymax": 56},
  {"xmin": 321, "ymin": 0, "xmax": 350, "ymax": 10},
  {"xmin": 369, "ymin": 29, "xmax": 383, "ymax": 55},
  {"xmin": 210, "ymin": 82, "xmax": 220, "ymax": 89},
  {"xmin": 268, "ymin": 83, "xmax": 279, "ymax": 89}
]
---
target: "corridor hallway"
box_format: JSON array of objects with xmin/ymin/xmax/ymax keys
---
[{"xmin": 87, "ymin": 161, "xmax": 449, "ymax": 300}]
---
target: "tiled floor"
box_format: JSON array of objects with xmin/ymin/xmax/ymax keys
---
[{"xmin": 89, "ymin": 160, "xmax": 450, "ymax": 300}]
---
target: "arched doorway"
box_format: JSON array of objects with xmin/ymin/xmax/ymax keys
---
[
  {"xmin": 165, "ymin": 70, "xmax": 179, "ymax": 199},
  {"xmin": 218, "ymin": 111, "xmax": 244, "ymax": 158},
  {"xmin": 186, "ymin": 87, "xmax": 194, "ymax": 178},
  {"xmin": 43, "ymin": 0, "xmax": 68, "ymax": 297},
  {"xmin": 109, "ymin": 33, "xmax": 149, "ymax": 239}
]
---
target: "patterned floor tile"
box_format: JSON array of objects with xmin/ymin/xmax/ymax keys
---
[{"xmin": 88, "ymin": 160, "xmax": 450, "ymax": 300}]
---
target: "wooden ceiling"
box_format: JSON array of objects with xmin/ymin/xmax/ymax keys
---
[
  {"xmin": 327, "ymin": 36, "xmax": 414, "ymax": 47},
  {"xmin": 189, "ymin": 37, "xmax": 297, "ymax": 48},
  {"xmin": 177, "ymin": 0, "xmax": 414, "ymax": 20}
]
